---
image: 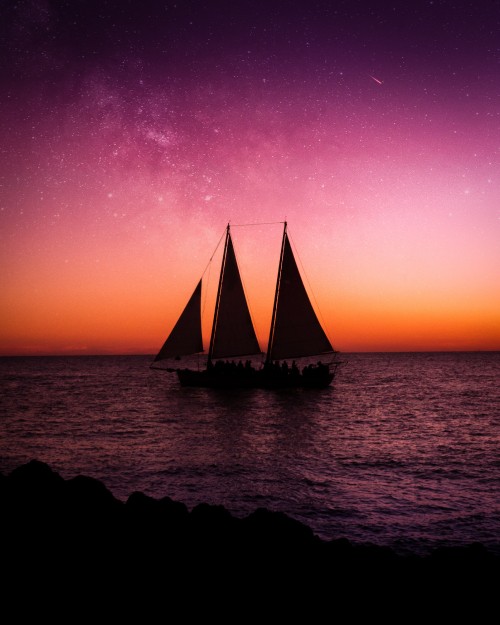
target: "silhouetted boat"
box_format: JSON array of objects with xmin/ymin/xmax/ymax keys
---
[{"xmin": 152, "ymin": 222, "xmax": 339, "ymax": 388}]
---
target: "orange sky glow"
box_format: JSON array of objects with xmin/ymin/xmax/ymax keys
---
[{"xmin": 1, "ymin": 3, "xmax": 498, "ymax": 356}]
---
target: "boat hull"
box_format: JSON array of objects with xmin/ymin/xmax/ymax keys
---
[{"xmin": 176, "ymin": 366, "xmax": 335, "ymax": 389}]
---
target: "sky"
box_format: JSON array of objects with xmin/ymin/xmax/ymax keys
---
[{"xmin": 1, "ymin": 0, "xmax": 499, "ymax": 355}]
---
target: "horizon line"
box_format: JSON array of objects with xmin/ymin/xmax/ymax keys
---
[{"xmin": 1, "ymin": 349, "xmax": 499, "ymax": 358}]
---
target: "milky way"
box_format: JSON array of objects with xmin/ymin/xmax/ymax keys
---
[{"xmin": 1, "ymin": 1, "xmax": 498, "ymax": 354}]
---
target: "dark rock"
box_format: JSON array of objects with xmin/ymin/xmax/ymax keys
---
[
  {"xmin": 2, "ymin": 460, "xmax": 66, "ymax": 524},
  {"xmin": 158, "ymin": 495, "xmax": 189, "ymax": 519},
  {"xmin": 126, "ymin": 490, "xmax": 158, "ymax": 508},
  {"xmin": 9, "ymin": 459, "xmax": 63, "ymax": 484},
  {"xmin": 189, "ymin": 502, "xmax": 240, "ymax": 552},
  {"xmin": 64, "ymin": 474, "xmax": 122, "ymax": 511},
  {"xmin": 6, "ymin": 459, "xmax": 65, "ymax": 500},
  {"xmin": 190, "ymin": 501, "xmax": 235, "ymax": 525},
  {"xmin": 242, "ymin": 507, "xmax": 316, "ymax": 547},
  {"xmin": 124, "ymin": 490, "xmax": 190, "ymax": 558},
  {"xmin": 2, "ymin": 459, "xmax": 499, "ymax": 586},
  {"xmin": 429, "ymin": 542, "xmax": 498, "ymax": 564}
]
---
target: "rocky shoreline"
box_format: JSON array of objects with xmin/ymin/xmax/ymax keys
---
[{"xmin": 2, "ymin": 460, "xmax": 499, "ymax": 608}]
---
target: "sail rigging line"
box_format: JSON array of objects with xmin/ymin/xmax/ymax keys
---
[
  {"xmin": 230, "ymin": 221, "xmax": 286, "ymax": 227},
  {"xmin": 201, "ymin": 256, "xmax": 211, "ymax": 319},
  {"xmin": 199, "ymin": 227, "xmax": 227, "ymax": 279},
  {"xmin": 287, "ymin": 228, "xmax": 335, "ymax": 350}
]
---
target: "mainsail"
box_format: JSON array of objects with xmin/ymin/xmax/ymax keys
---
[
  {"xmin": 210, "ymin": 230, "xmax": 261, "ymax": 360},
  {"xmin": 268, "ymin": 229, "xmax": 333, "ymax": 361},
  {"xmin": 153, "ymin": 279, "xmax": 203, "ymax": 361}
]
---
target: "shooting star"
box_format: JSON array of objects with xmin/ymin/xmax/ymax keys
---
[{"xmin": 369, "ymin": 75, "xmax": 383, "ymax": 85}]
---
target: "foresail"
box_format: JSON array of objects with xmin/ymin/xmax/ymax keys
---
[
  {"xmin": 270, "ymin": 234, "xmax": 333, "ymax": 360},
  {"xmin": 211, "ymin": 234, "xmax": 261, "ymax": 359},
  {"xmin": 154, "ymin": 279, "xmax": 203, "ymax": 361}
]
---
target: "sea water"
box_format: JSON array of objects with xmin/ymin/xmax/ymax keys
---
[{"xmin": 1, "ymin": 352, "xmax": 499, "ymax": 555}]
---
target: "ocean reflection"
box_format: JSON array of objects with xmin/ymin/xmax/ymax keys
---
[{"xmin": 1, "ymin": 352, "xmax": 499, "ymax": 555}]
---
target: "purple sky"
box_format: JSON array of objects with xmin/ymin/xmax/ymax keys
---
[{"xmin": 1, "ymin": 1, "xmax": 499, "ymax": 354}]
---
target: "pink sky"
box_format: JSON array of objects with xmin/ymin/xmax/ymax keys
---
[{"xmin": 1, "ymin": 1, "xmax": 498, "ymax": 354}]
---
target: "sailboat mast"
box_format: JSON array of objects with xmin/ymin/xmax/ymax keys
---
[
  {"xmin": 207, "ymin": 223, "xmax": 230, "ymax": 365},
  {"xmin": 265, "ymin": 221, "xmax": 287, "ymax": 364}
]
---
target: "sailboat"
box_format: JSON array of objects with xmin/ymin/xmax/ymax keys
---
[{"xmin": 152, "ymin": 222, "xmax": 339, "ymax": 388}]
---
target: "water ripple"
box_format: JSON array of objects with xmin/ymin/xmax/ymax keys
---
[{"xmin": 1, "ymin": 352, "xmax": 499, "ymax": 555}]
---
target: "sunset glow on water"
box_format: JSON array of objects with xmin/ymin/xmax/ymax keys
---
[{"xmin": 1, "ymin": 353, "xmax": 499, "ymax": 555}]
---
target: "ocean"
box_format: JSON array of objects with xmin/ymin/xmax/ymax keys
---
[{"xmin": 1, "ymin": 352, "xmax": 499, "ymax": 556}]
